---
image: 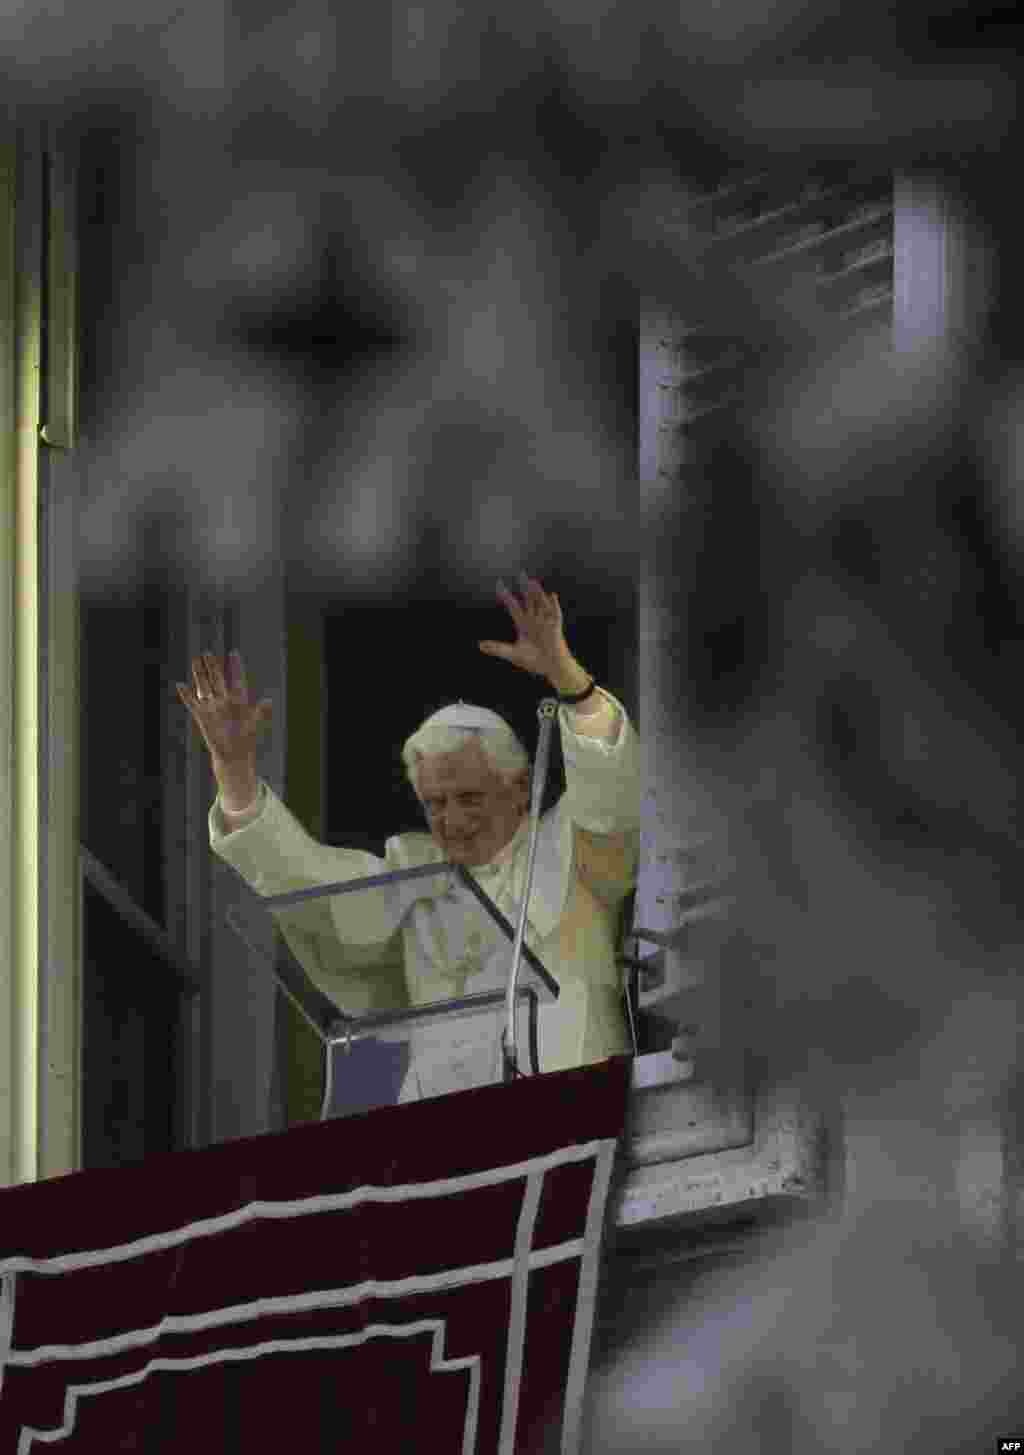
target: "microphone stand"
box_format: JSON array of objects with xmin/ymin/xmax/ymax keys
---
[{"xmin": 501, "ymin": 697, "xmax": 559, "ymax": 1083}]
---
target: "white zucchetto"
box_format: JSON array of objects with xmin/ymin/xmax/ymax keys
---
[{"xmin": 420, "ymin": 701, "xmax": 516, "ymax": 734}]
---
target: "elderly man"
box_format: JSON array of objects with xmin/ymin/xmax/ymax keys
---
[{"xmin": 177, "ymin": 573, "xmax": 643, "ymax": 1104}]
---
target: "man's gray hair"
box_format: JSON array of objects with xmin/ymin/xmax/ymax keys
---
[{"xmin": 400, "ymin": 706, "xmax": 530, "ymax": 799}]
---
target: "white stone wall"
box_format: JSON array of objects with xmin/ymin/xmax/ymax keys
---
[{"xmin": 634, "ymin": 318, "xmax": 735, "ymax": 1069}]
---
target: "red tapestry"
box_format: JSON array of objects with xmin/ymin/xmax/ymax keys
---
[{"xmin": 0, "ymin": 1055, "xmax": 631, "ymax": 1454}]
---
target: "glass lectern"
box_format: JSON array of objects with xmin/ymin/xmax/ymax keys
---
[{"xmin": 225, "ymin": 860, "xmax": 561, "ymax": 1120}]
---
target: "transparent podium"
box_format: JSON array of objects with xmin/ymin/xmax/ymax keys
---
[{"xmin": 225, "ymin": 858, "xmax": 562, "ymax": 1121}]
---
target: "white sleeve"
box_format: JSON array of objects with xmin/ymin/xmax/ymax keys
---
[{"xmin": 215, "ymin": 780, "xmax": 267, "ymax": 833}]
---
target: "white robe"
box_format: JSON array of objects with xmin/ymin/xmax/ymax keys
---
[{"xmin": 208, "ymin": 687, "xmax": 643, "ymax": 1102}]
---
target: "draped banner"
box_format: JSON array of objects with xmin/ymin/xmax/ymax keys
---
[{"xmin": 0, "ymin": 1055, "xmax": 632, "ymax": 1454}]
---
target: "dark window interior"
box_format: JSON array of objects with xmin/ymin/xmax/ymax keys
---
[{"xmin": 81, "ymin": 881, "xmax": 185, "ymax": 1169}]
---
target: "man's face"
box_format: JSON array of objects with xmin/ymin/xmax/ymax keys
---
[{"xmin": 415, "ymin": 741, "xmax": 529, "ymax": 866}]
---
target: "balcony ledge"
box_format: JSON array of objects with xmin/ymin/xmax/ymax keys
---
[{"xmin": 614, "ymin": 1053, "xmax": 834, "ymax": 1240}]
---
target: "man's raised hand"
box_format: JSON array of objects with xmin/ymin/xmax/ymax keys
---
[
  {"xmin": 478, "ymin": 573, "xmax": 571, "ymax": 681},
  {"xmin": 175, "ymin": 650, "xmax": 273, "ymax": 771}
]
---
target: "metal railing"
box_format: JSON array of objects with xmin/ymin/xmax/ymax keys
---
[{"xmin": 78, "ymin": 845, "xmax": 203, "ymax": 998}]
